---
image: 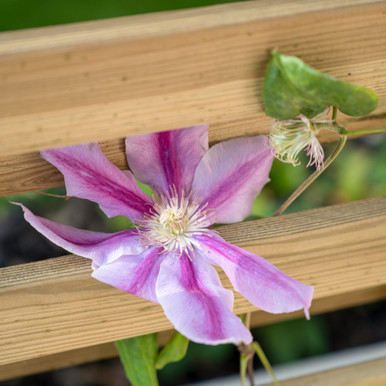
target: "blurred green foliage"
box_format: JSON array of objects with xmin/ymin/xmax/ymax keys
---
[
  {"xmin": 256, "ymin": 316, "xmax": 330, "ymax": 364},
  {"xmin": 252, "ymin": 135, "xmax": 386, "ymax": 218},
  {"xmin": 158, "ymin": 341, "xmax": 235, "ymax": 384}
]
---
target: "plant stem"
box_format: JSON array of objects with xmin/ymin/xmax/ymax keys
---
[
  {"xmin": 315, "ymin": 124, "xmax": 386, "ymax": 137},
  {"xmin": 238, "ymin": 343, "xmax": 256, "ymax": 386},
  {"xmin": 253, "ymin": 342, "xmax": 280, "ymax": 386},
  {"xmin": 247, "ymin": 357, "xmax": 257, "ymax": 386},
  {"xmin": 332, "ymin": 106, "xmax": 337, "ymax": 121},
  {"xmin": 245, "ymin": 312, "xmax": 251, "ymax": 329},
  {"xmin": 239, "ymin": 313, "xmax": 255, "ymax": 386},
  {"xmin": 346, "ymin": 128, "xmax": 386, "ymax": 136},
  {"xmin": 244, "ymin": 312, "xmax": 254, "ymax": 386},
  {"xmin": 274, "ymin": 135, "xmax": 347, "ymax": 216},
  {"xmin": 36, "ymin": 191, "xmax": 70, "ymax": 199},
  {"xmin": 240, "ymin": 353, "xmax": 248, "ymax": 386},
  {"xmin": 261, "ymin": 109, "xmax": 348, "ymax": 384}
]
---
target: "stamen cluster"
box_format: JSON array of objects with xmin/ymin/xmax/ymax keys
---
[
  {"xmin": 139, "ymin": 187, "xmax": 213, "ymax": 258},
  {"xmin": 269, "ymin": 111, "xmax": 330, "ymax": 171}
]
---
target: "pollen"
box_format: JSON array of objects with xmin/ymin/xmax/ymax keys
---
[
  {"xmin": 138, "ymin": 186, "xmax": 213, "ymax": 257},
  {"xmin": 159, "ymin": 207, "xmax": 187, "ymax": 236}
]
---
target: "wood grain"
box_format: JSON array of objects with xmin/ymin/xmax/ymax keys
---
[
  {"xmin": 0, "ymin": 0, "xmax": 385, "ymax": 160},
  {"xmin": 1, "ymin": 286, "xmax": 384, "ymax": 381},
  {"xmin": 0, "ymin": 130, "xmax": 344, "ymax": 198},
  {"xmin": 0, "ymin": 127, "xmax": 363, "ymax": 198},
  {"xmin": 0, "ymin": 0, "xmax": 379, "ymax": 55},
  {"xmin": 1, "ymin": 126, "xmax": 378, "ymax": 198},
  {"xmin": 0, "ymin": 197, "xmax": 385, "ymax": 367},
  {"xmin": 0, "ymin": 330, "xmax": 173, "ymax": 381},
  {"xmin": 275, "ymin": 357, "xmax": 386, "ymax": 386}
]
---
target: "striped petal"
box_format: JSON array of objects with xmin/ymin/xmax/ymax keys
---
[
  {"xmin": 192, "ymin": 135, "xmax": 273, "ymax": 224},
  {"xmin": 156, "ymin": 252, "xmax": 252, "ymax": 345},
  {"xmin": 92, "ymin": 247, "xmax": 162, "ymax": 303},
  {"xmin": 125, "ymin": 125, "xmax": 208, "ymax": 195},
  {"xmin": 17, "ymin": 203, "xmax": 145, "ymax": 268},
  {"xmin": 197, "ymin": 233, "xmax": 314, "ymax": 318},
  {"xmin": 41, "ymin": 143, "xmax": 151, "ymax": 222}
]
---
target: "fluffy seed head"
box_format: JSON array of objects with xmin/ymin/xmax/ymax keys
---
[{"xmin": 269, "ymin": 112, "xmax": 329, "ymax": 171}]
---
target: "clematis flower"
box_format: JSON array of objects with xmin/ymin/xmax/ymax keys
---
[
  {"xmin": 269, "ymin": 110, "xmax": 332, "ymax": 171},
  {"xmin": 17, "ymin": 125, "xmax": 313, "ymax": 345}
]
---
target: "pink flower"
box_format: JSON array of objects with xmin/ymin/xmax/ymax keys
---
[{"xmin": 17, "ymin": 125, "xmax": 313, "ymax": 345}]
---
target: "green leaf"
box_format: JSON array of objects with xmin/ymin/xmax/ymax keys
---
[
  {"xmin": 115, "ymin": 334, "xmax": 159, "ymax": 386},
  {"xmin": 155, "ymin": 331, "xmax": 189, "ymax": 370},
  {"xmin": 263, "ymin": 50, "xmax": 378, "ymax": 119}
]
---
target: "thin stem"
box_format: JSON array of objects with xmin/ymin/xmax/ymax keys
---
[
  {"xmin": 247, "ymin": 357, "xmax": 256, "ymax": 386},
  {"xmin": 314, "ymin": 122, "xmax": 346, "ymax": 134},
  {"xmin": 253, "ymin": 342, "xmax": 280, "ymax": 386},
  {"xmin": 245, "ymin": 312, "xmax": 251, "ymax": 329},
  {"xmin": 332, "ymin": 106, "xmax": 337, "ymax": 122},
  {"xmin": 244, "ymin": 312, "xmax": 254, "ymax": 386},
  {"xmin": 346, "ymin": 128, "xmax": 386, "ymax": 136},
  {"xmin": 274, "ymin": 135, "xmax": 347, "ymax": 216},
  {"xmin": 239, "ymin": 313, "xmax": 254, "ymax": 386},
  {"xmin": 36, "ymin": 191, "xmax": 70, "ymax": 199},
  {"xmin": 315, "ymin": 124, "xmax": 386, "ymax": 137},
  {"xmin": 240, "ymin": 353, "xmax": 248, "ymax": 386}
]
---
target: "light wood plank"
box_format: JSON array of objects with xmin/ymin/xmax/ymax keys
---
[
  {"xmin": 0, "ymin": 330, "xmax": 173, "ymax": 381},
  {"xmin": 0, "ymin": 138, "xmax": 125, "ymax": 197},
  {"xmin": 0, "ymin": 0, "xmax": 378, "ymax": 55},
  {"xmin": 2, "ymin": 126, "xmax": 378, "ymax": 198},
  {"xmin": 1, "ymin": 286, "xmax": 384, "ymax": 381},
  {"xmin": 0, "ymin": 130, "xmax": 342, "ymax": 198},
  {"xmin": 276, "ymin": 357, "xmax": 386, "ymax": 386},
  {"xmin": 0, "ymin": 197, "xmax": 385, "ymax": 366},
  {"xmin": 0, "ymin": 0, "xmax": 385, "ymax": 159},
  {"xmin": 0, "ymin": 343, "xmax": 119, "ymax": 381}
]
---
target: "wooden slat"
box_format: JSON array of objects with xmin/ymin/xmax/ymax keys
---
[
  {"xmin": 0, "ymin": 0, "xmax": 385, "ymax": 160},
  {"xmin": 0, "ymin": 343, "xmax": 119, "ymax": 381},
  {"xmin": 0, "ymin": 128, "xmax": 354, "ymax": 198},
  {"xmin": 1, "ymin": 0, "xmax": 386, "ymax": 197},
  {"xmin": 0, "ymin": 130, "xmax": 344, "ymax": 198},
  {"xmin": 0, "ymin": 330, "xmax": 173, "ymax": 381},
  {"xmin": 1, "ymin": 286, "xmax": 385, "ymax": 381},
  {"xmin": 0, "ymin": 0, "xmax": 378, "ymax": 54},
  {"xmin": 1, "ymin": 125, "xmax": 377, "ymax": 198},
  {"xmin": 0, "ymin": 197, "xmax": 385, "ymax": 367},
  {"xmin": 276, "ymin": 357, "xmax": 386, "ymax": 386},
  {"xmin": 0, "ymin": 138, "xmax": 125, "ymax": 198}
]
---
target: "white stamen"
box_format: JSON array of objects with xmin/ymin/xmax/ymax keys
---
[
  {"xmin": 269, "ymin": 110, "xmax": 330, "ymax": 171},
  {"xmin": 138, "ymin": 186, "xmax": 213, "ymax": 258}
]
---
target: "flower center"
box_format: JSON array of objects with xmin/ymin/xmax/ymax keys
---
[
  {"xmin": 139, "ymin": 188, "xmax": 213, "ymax": 257},
  {"xmin": 159, "ymin": 207, "xmax": 187, "ymax": 236}
]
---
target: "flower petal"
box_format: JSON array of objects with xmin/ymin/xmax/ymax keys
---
[
  {"xmin": 41, "ymin": 143, "xmax": 151, "ymax": 221},
  {"xmin": 192, "ymin": 136, "xmax": 273, "ymax": 224},
  {"xmin": 125, "ymin": 125, "xmax": 209, "ymax": 195},
  {"xmin": 197, "ymin": 233, "xmax": 314, "ymax": 318},
  {"xmin": 16, "ymin": 203, "xmax": 145, "ymax": 268},
  {"xmin": 92, "ymin": 247, "xmax": 162, "ymax": 303},
  {"xmin": 156, "ymin": 252, "xmax": 252, "ymax": 345}
]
